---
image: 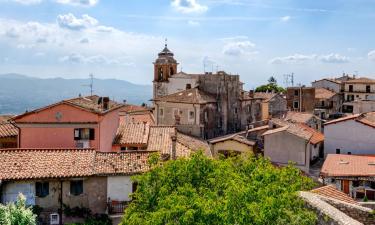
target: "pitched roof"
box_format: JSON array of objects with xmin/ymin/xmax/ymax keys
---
[
  {"xmin": 0, "ymin": 148, "xmax": 96, "ymax": 180},
  {"xmin": 120, "ymin": 111, "xmax": 155, "ymax": 125},
  {"xmin": 113, "ymin": 122, "xmax": 150, "ymax": 145},
  {"xmin": 321, "ymin": 154, "xmax": 375, "ymax": 177},
  {"xmin": 208, "ymin": 133, "xmax": 256, "ymax": 146},
  {"xmin": 344, "ymin": 77, "xmax": 375, "ymax": 84},
  {"xmin": 0, "ymin": 115, "xmax": 14, "ymax": 123},
  {"xmin": 263, "ymin": 122, "xmax": 324, "ymax": 144},
  {"xmin": 13, "ymin": 95, "xmax": 125, "ymax": 120},
  {"xmin": 325, "ymin": 112, "xmax": 375, "ymax": 128},
  {"xmin": 315, "ymin": 88, "xmax": 336, "ymax": 99},
  {"xmin": 253, "ymin": 92, "xmax": 277, "ymax": 102},
  {"xmin": 146, "ymin": 126, "xmax": 175, "ymax": 154},
  {"xmin": 153, "ymin": 88, "xmax": 217, "ymax": 104},
  {"xmin": 311, "ymin": 185, "xmax": 359, "ymax": 205},
  {"xmin": 0, "ymin": 148, "xmax": 154, "ymax": 180},
  {"xmin": 0, "ymin": 122, "xmax": 18, "ymax": 138},
  {"xmin": 94, "ymin": 151, "xmax": 152, "ymax": 175},
  {"xmin": 284, "ymin": 111, "xmax": 317, "ymax": 123},
  {"xmin": 176, "ymin": 132, "xmax": 211, "ymax": 157}
]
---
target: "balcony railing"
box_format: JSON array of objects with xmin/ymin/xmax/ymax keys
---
[{"xmin": 107, "ymin": 200, "xmax": 129, "ymax": 214}]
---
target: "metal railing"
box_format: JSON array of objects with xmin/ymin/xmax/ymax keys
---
[{"xmin": 107, "ymin": 201, "xmax": 129, "ymax": 214}]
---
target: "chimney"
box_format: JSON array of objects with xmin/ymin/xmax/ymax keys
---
[
  {"xmin": 171, "ymin": 129, "xmax": 177, "ymax": 160},
  {"xmin": 103, "ymin": 97, "xmax": 110, "ymax": 110},
  {"xmin": 249, "ymin": 90, "xmax": 254, "ymax": 98}
]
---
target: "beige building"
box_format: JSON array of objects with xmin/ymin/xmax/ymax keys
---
[
  {"xmin": 208, "ymin": 133, "xmax": 256, "ymax": 157},
  {"xmin": 262, "ymin": 122, "xmax": 324, "ymax": 172},
  {"xmin": 343, "ymin": 77, "xmax": 375, "ymax": 113}
]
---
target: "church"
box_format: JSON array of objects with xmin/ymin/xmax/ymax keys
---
[{"xmin": 152, "ymin": 43, "xmax": 271, "ymax": 139}]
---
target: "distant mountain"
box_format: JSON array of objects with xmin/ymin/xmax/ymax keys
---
[{"xmin": 0, "ymin": 73, "xmax": 152, "ymax": 114}]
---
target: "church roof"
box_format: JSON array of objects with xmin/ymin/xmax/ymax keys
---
[
  {"xmin": 155, "ymin": 44, "xmax": 177, "ymax": 64},
  {"xmin": 153, "ymin": 88, "xmax": 217, "ymax": 104}
]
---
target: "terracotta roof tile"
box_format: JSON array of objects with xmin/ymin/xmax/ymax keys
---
[
  {"xmin": 0, "ymin": 148, "xmax": 96, "ymax": 180},
  {"xmin": 0, "ymin": 122, "xmax": 18, "ymax": 138},
  {"xmin": 311, "ymin": 185, "xmax": 359, "ymax": 205},
  {"xmin": 176, "ymin": 132, "xmax": 211, "ymax": 157},
  {"xmin": 315, "ymin": 88, "xmax": 336, "ymax": 99},
  {"xmin": 253, "ymin": 92, "xmax": 277, "ymax": 102},
  {"xmin": 284, "ymin": 111, "xmax": 317, "ymax": 123},
  {"xmin": 65, "ymin": 95, "xmax": 124, "ymax": 114},
  {"xmin": 321, "ymin": 154, "xmax": 375, "ymax": 177},
  {"xmin": 344, "ymin": 77, "xmax": 375, "ymax": 84},
  {"xmin": 146, "ymin": 126, "xmax": 175, "ymax": 154},
  {"xmin": 120, "ymin": 111, "xmax": 155, "ymax": 125},
  {"xmin": 153, "ymin": 88, "xmax": 217, "ymax": 104},
  {"xmin": 325, "ymin": 112, "xmax": 375, "ymax": 128},
  {"xmin": 94, "ymin": 151, "xmax": 153, "ymax": 175},
  {"xmin": 209, "ymin": 134, "xmax": 256, "ymax": 146},
  {"xmin": 263, "ymin": 122, "xmax": 324, "ymax": 144},
  {"xmin": 113, "ymin": 122, "xmax": 150, "ymax": 145},
  {"xmin": 0, "ymin": 148, "xmax": 155, "ymax": 180}
]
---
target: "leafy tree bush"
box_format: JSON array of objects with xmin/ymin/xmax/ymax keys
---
[
  {"xmin": 122, "ymin": 152, "xmax": 317, "ymax": 225},
  {"xmin": 0, "ymin": 194, "xmax": 36, "ymax": 225},
  {"xmin": 255, "ymin": 76, "xmax": 286, "ymax": 93}
]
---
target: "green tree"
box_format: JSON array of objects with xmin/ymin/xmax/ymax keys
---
[
  {"xmin": 122, "ymin": 152, "xmax": 316, "ymax": 225},
  {"xmin": 255, "ymin": 76, "xmax": 286, "ymax": 93},
  {"xmin": 0, "ymin": 194, "xmax": 36, "ymax": 225}
]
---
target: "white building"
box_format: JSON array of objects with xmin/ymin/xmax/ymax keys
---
[{"xmin": 324, "ymin": 112, "xmax": 375, "ymax": 156}]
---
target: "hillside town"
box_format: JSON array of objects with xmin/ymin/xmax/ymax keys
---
[{"xmin": 0, "ymin": 44, "xmax": 374, "ymax": 224}]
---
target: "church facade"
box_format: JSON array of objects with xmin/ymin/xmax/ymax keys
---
[{"xmin": 152, "ymin": 44, "xmax": 266, "ymax": 139}]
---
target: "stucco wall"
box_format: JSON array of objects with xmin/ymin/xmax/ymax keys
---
[
  {"xmin": 325, "ymin": 119, "xmax": 375, "ymax": 155},
  {"xmin": 312, "ymin": 80, "xmax": 342, "ymax": 93},
  {"xmin": 264, "ymin": 131, "xmax": 308, "ymax": 167},
  {"xmin": 107, "ymin": 176, "xmax": 133, "ymax": 202},
  {"xmin": 1, "ymin": 177, "xmax": 107, "ymax": 215},
  {"xmin": 99, "ymin": 109, "xmax": 121, "ymax": 152},
  {"xmin": 19, "ymin": 126, "xmax": 99, "ymax": 149}
]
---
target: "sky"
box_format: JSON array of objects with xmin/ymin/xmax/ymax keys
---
[{"xmin": 1, "ymin": 0, "xmax": 375, "ymax": 89}]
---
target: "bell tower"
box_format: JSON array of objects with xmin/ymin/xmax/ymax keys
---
[{"xmin": 153, "ymin": 40, "xmax": 178, "ymax": 98}]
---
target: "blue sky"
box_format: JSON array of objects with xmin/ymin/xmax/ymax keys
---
[{"xmin": 0, "ymin": 0, "xmax": 375, "ymax": 88}]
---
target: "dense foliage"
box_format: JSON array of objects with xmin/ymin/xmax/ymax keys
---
[
  {"xmin": 0, "ymin": 194, "xmax": 36, "ymax": 225},
  {"xmin": 122, "ymin": 152, "xmax": 317, "ymax": 225},
  {"xmin": 255, "ymin": 76, "xmax": 286, "ymax": 93}
]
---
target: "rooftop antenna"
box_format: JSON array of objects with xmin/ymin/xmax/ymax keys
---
[
  {"xmin": 165, "ymin": 38, "xmax": 168, "ymax": 47},
  {"xmin": 82, "ymin": 73, "xmax": 94, "ymax": 96},
  {"xmin": 283, "ymin": 73, "xmax": 294, "ymax": 87}
]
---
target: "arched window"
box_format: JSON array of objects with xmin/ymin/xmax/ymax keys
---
[{"xmin": 158, "ymin": 67, "xmax": 163, "ymax": 80}]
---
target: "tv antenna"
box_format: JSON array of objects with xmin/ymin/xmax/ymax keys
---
[
  {"xmin": 283, "ymin": 73, "xmax": 294, "ymax": 87},
  {"xmin": 82, "ymin": 73, "xmax": 94, "ymax": 96}
]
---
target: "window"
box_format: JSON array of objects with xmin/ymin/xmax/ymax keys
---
[
  {"xmin": 370, "ymin": 182, "xmax": 375, "ymax": 189},
  {"xmin": 35, "ymin": 182, "xmax": 49, "ymax": 198},
  {"xmin": 349, "ymin": 85, "xmax": 353, "ymax": 92},
  {"xmin": 352, "ymin": 180, "xmax": 360, "ymax": 187},
  {"xmin": 186, "ymin": 84, "xmax": 191, "ymax": 89},
  {"xmin": 366, "ymin": 85, "xmax": 371, "ymax": 93},
  {"xmin": 189, "ymin": 110, "xmax": 194, "ymax": 121},
  {"xmin": 294, "ymin": 90, "xmax": 299, "ymax": 96},
  {"xmin": 234, "ymin": 108, "xmax": 238, "ymax": 114},
  {"xmin": 74, "ymin": 128, "xmax": 94, "ymax": 140},
  {"xmin": 321, "ymin": 101, "xmax": 325, "ymax": 107},
  {"xmin": 159, "ymin": 108, "xmax": 164, "ymax": 117},
  {"xmin": 293, "ymin": 101, "xmax": 299, "ymax": 109},
  {"xmin": 348, "ymin": 152, "xmax": 352, "ymax": 155},
  {"xmin": 70, "ymin": 180, "xmax": 83, "ymax": 196},
  {"xmin": 336, "ymin": 149, "xmax": 341, "ymax": 154}
]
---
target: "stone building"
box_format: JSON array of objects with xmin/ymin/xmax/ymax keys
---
[
  {"xmin": 152, "ymin": 44, "xmax": 252, "ymax": 139},
  {"xmin": 286, "ymin": 86, "xmax": 316, "ymax": 112}
]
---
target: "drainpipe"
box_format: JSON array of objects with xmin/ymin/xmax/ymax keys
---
[
  {"xmin": 171, "ymin": 130, "xmax": 177, "ymax": 160},
  {"xmin": 59, "ymin": 180, "xmax": 63, "ymax": 225}
]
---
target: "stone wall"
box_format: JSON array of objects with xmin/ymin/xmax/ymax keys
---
[{"xmin": 299, "ymin": 191, "xmax": 374, "ymax": 225}]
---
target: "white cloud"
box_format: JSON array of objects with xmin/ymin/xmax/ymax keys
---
[
  {"xmin": 270, "ymin": 53, "xmax": 350, "ymax": 64},
  {"xmin": 12, "ymin": 0, "xmax": 42, "ymax": 5},
  {"xmin": 96, "ymin": 25, "xmax": 115, "ymax": 32},
  {"xmin": 55, "ymin": 0, "xmax": 98, "ymax": 6},
  {"xmin": 280, "ymin": 16, "xmax": 291, "ymax": 22},
  {"xmin": 368, "ymin": 50, "xmax": 375, "ymax": 61},
  {"xmin": 221, "ymin": 36, "xmax": 257, "ymax": 57},
  {"xmin": 59, "ymin": 53, "xmax": 133, "ymax": 66},
  {"xmin": 319, "ymin": 53, "xmax": 349, "ymax": 63},
  {"xmin": 269, "ymin": 54, "xmax": 317, "ymax": 64},
  {"xmin": 80, "ymin": 37, "xmax": 89, "ymax": 43},
  {"xmin": 57, "ymin": 13, "xmax": 98, "ymax": 30},
  {"xmin": 171, "ymin": 0, "xmax": 208, "ymax": 14}
]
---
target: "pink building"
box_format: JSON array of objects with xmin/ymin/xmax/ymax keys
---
[{"xmin": 13, "ymin": 95, "xmax": 125, "ymax": 152}]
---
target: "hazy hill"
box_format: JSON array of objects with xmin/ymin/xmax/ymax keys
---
[{"xmin": 0, "ymin": 73, "xmax": 152, "ymax": 114}]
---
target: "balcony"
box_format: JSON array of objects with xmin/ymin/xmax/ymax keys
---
[{"xmin": 107, "ymin": 200, "xmax": 129, "ymax": 214}]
